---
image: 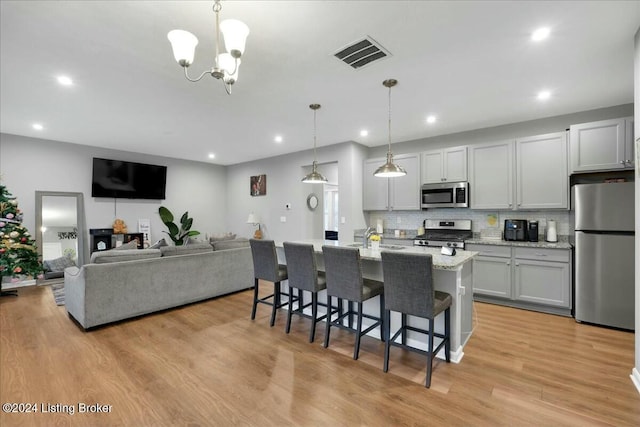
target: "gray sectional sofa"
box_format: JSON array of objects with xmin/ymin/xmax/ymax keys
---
[{"xmin": 64, "ymin": 239, "xmax": 253, "ymax": 329}]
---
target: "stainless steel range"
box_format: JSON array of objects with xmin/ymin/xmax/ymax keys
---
[{"xmin": 414, "ymin": 219, "xmax": 472, "ymax": 249}]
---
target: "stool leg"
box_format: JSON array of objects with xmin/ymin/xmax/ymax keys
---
[
  {"xmin": 297, "ymin": 289, "xmax": 304, "ymax": 313},
  {"xmin": 251, "ymin": 278, "xmax": 259, "ymax": 320},
  {"xmin": 309, "ymin": 292, "xmax": 318, "ymax": 343},
  {"xmin": 348, "ymin": 301, "xmax": 354, "ymax": 328},
  {"xmin": 270, "ymin": 281, "xmax": 281, "ymax": 327},
  {"xmin": 353, "ymin": 302, "xmax": 363, "ymax": 360},
  {"xmin": 444, "ymin": 307, "xmax": 451, "ymax": 363},
  {"xmin": 324, "ymin": 296, "xmax": 333, "ymax": 348},
  {"xmin": 383, "ymin": 309, "xmax": 391, "ymax": 372},
  {"xmin": 379, "ymin": 294, "xmax": 385, "ymax": 342},
  {"xmin": 285, "ymin": 286, "xmax": 295, "ymax": 334},
  {"xmin": 426, "ymin": 318, "xmax": 435, "ymax": 388},
  {"xmin": 401, "ymin": 313, "xmax": 407, "ymax": 345}
]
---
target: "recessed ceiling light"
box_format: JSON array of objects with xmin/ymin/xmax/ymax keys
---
[
  {"xmin": 426, "ymin": 115, "xmax": 437, "ymax": 124},
  {"xmin": 57, "ymin": 75, "xmax": 73, "ymax": 86},
  {"xmin": 32, "ymin": 123, "xmax": 44, "ymax": 130},
  {"xmin": 537, "ymin": 90, "xmax": 551, "ymax": 101},
  {"xmin": 360, "ymin": 130, "xmax": 369, "ymax": 137},
  {"xmin": 274, "ymin": 135, "xmax": 283, "ymax": 143},
  {"xmin": 531, "ymin": 27, "xmax": 550, "ymax": 42},
  {"xmin": 208, "ymin": 153, "xmax": 215, "ymax": 159}
]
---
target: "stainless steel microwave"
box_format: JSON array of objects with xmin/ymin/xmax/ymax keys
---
[{"xmin": 421, "ymin": 181, "xmax": 469, "ymax": 209}]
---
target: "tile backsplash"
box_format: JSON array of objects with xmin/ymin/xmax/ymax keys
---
[{"xmin": 366, "ymin": 209, "xmax": 570, "ymax": 238}]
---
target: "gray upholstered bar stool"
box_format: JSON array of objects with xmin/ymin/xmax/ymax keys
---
[
  {"xmin": 321, "ymin": 245, "xmax": 384, "ymax": 360},
  {"xmin": 380, "ymin": 251, "xmax": 451, "ymax": 388},
  {"xmin": 283, "ymin": 242, "xmax": 332, "ymax": 342},
  {"xmin": 249, "ymin": 239, "xmax": 294, "ymax": 327}
]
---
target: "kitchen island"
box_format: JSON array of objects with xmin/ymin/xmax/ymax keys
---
[{"xmin": 275, "ymin": 240, "xmax": 477, "ymax": 363}]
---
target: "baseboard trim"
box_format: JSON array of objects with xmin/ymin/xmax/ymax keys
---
[{"xmin": 631, "ymin": 367, "xmax": 640, "ymax": 394}]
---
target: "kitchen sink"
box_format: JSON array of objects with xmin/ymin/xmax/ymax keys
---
[
  {"xmin": 379, "ymin": 245, "xmax": 405, "ymax": 250},
  {"xmin": 346, "ymin": 243, "xmax": 363, "ymax": 247}
]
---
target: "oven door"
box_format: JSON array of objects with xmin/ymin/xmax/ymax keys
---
[{"xmin": 421, "ymin": 182, "xmax": 468, "ymax": 208}]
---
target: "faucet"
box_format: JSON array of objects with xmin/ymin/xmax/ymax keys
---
[{"xmin": 363, "ymin": 226, "xmax": 376, "ymax": 248}]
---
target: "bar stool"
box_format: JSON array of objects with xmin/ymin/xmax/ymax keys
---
[
  {"xmin": 283, "ymin": 242, "xmax": 333, "ymax": 342},
  {"xmin": 321, "ymin": 245, "xmax": 384, "ymax": 360},
  {"xmin": 380, "ymin": 251, "xmax": 451, "ymax": 388},
  {"xmin": 249, "ymin": 239, "xmax": 295, "ymax": 327}
]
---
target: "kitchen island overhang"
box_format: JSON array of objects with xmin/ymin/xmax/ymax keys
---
[{"xmin": 274, "ymin": 240, "xmax": 477, "ymax": 363}]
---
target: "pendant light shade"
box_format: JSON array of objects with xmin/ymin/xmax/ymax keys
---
[
  {"xmin": 374, "ymin": 79, "xmax": 406, "ymax": 178},
  {"xmin": 302, "ymin": 104, "xmax": 328, "ymax": 184}
]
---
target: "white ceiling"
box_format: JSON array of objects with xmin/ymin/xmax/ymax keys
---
[{"xmin": 1, "ymin": 1, "xmax": 638, "ymax": 166}]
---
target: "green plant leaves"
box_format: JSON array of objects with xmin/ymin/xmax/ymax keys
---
[{"xmin": 159, "ymin": 206, "xmax": 200, "ymax": 246}]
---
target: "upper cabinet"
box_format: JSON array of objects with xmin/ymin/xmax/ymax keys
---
[
  {"xmin": 469, "ymin": 141, "xmax": 514, "ymax": 209},
  {"xmin": 469, "ymin": 132, "xmax": 568, "ymax": 210},
  {"xmin": 362, "ymin": 153, "xmax": 421, "ymax": 211},
  {"xmin": 516, "ymin": 132, "xmax": 568, "ymax": 210},
  {"xmin": 421, "ymin": 146, "xmax": 467, "ymax": 184},
  {"xmin": 569, "ymin": 117, "xmax": 635, "ymax": 173}
]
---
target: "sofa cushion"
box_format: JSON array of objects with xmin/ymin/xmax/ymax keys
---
[
  {"xmin": 149, "ymin": 238, "xmax": 168, "ymax": 249},
  {"xmin": 44, "ymin": 255, "xmax": 76, "ymax": 272},
  {"xmin": 114, "ymin": 240, "xmax": 138, "ymax": 250},
  {"xmin": 160, "ymin": 242, "xmax": 213, "ymax": 257},
  {"xmin": 90, "ymin": 248, "xmax": 162, "ymax": 264},
  {"xmin": 212, "ymin": 238, "xmax": 250, "ymax": 251}
]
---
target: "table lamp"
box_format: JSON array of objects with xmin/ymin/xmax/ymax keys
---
[{"xmin": 247, "ymin": 213, "xmax": 262, "ymax": 239}]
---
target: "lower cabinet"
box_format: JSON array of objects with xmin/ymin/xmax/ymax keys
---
[{"xmin": 467, "ymin": 243, "xmax": 572, "ymax": 315}]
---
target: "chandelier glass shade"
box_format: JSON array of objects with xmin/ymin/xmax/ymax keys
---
[
  {"xmin": 302, "ymin": 104, "xmax": 328, "ymax": 184},
  {"xmin": 167, "ymin": 0, "xmax": 249, "ymax": 94},
  {"xmin": 374, "ymin": 79, "xmax": 407, "ymax": 178}
]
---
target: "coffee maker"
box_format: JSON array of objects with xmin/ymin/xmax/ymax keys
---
[{"xmin": 528, "ymin": 221, "xmax": 539, "ymax": 242}]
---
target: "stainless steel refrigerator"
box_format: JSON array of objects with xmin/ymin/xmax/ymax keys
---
[{"xmin": 573, "ymin": 181, "xmax": 635, "ymax": 330}]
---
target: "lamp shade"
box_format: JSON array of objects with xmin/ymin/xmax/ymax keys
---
[
  {"xmin": 167, "ymin": 30, "xmax": 199, "ymax": 66},
  {"xmin": 218, "ymin": 53, "xmax": 241, "ymax": 84},
  {"xmin": 247, "ymin": 213, "xmax": 259, "ymax": 224},
  {"xmin": 220, "ymin": 19, "xmax": 249, "ymax": 58},
  {"xmin": 302, "ymin": 161, "xmax": 328, "ymax": 183},
  {"xmin": 374, "ymin": 153, "xmax": 407, "ymax": 177}
]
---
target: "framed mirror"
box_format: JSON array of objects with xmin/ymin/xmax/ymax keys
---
[
  {"xmin": 35, "ymin": 191, "xmax": 87, "ymax": 271},
  {"xmin": 306, "ymin": 193, "xmax": 319, "ymax": 211}
]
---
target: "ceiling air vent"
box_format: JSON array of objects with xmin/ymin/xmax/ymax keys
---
[{"xmin": 333, "ymin": 36, "xmax": 391, "ymax": 70}]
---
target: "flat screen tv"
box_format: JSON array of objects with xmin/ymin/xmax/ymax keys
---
[{"xmin": 91, "ymin": 158, "xmax": 167, "ymax": 200}]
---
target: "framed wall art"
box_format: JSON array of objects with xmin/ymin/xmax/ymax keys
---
[{"xmin": 250, "ymin": 174, "xmax": 267, "ymax": 196}]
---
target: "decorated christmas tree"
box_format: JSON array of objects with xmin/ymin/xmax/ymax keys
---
[{"xmin": 0, "ymin": 184, "xmax": 42, "ymax": 286}]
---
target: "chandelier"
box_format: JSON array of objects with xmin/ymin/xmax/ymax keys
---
[
  {"xmin": 374, "ymin": 79, "xmax": 407, "ymax": 177},
  {"xmin": 302, "ymin": 104, "xmax": 328, "ymax": 184},
  {"xmin": 167, "ymin": 0, "xmax": 249, "ymax": 95}
]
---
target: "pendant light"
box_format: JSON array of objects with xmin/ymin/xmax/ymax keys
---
[
  {"xmin": 302, "ymin": 104, "xmax": 328, "ymax": 184},
  {"xmin": 374, "ymin": 79, "xmax": 407, "ymax": 178}
]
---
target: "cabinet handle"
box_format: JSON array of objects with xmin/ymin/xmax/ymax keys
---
[
  {"xmin": 515, "ymin": 262, "xmax": 520, "ymax": 266},
  {"xmin": 535, "ymin": 253, "xmax": 547, "ymax": 257},
  {"xmin": 620, "ymin": 160, "xmax": 626, "ymax": 164},
  {"xmin": 507, "ymin": 261, "xmax": 511, "ymax": 266}
]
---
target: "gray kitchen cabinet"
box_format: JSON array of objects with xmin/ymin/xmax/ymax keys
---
[
  {"xmin": 470, "ymin": 132, "xmax": 568, "ymax": 210},
  {"xmin": 516, "ymin": 132, "xmax": 568, "ymax": 209},
  {"xmin": 421, "ymin": 146, "xmax": 467, "ymax": 184},
  {"xmin": 467, "ymin": 244, "xmax": 512, "ymax": 298},
  {"xmin": 363, "ymin": 153, "xmax": 420, "ymax": 211},
  {"xmin": 569, "ymin": 117, "xmax": 635, "ymax": 172},
  {"xmin": 469, "ymin": 141, "xmax": 514, "ymax": 209},
  {"xmin": 468, "ymin": 244, "xmax": 572, "ymax": 314}
]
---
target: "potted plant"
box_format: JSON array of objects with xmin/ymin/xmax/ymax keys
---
[{"xmin": 158, "ymin": 206, "xmax": 200, "ymax": 246}]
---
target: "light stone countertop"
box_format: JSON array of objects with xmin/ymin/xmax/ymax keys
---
[
  {"xmin": 465, "ymin": 237, "xmax": 572, "ymax": 250},
  {"xmin": 276, "ymin": 239, "xmax": 477, "ymax": 271}
]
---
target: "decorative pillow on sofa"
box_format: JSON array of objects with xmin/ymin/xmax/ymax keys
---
[
  {"xmin": 209, "ymin": 232, "xmax": 236, "ymax": 243},
  {"xmin": 90, "ymin": 248, "xmax": 161, "ymax": 264},
  {"xmin": 43, "ymin": 255, "xmax": 76, "ymax": 272},
  {"xmin": 160, "ymin": 242, "xmax": 213, "ymax": 257},
  {"xmin": 149, "ymin": 238, "xmax": 168, "ymax": 249},
  {"xmin": 212, "ymin": 238, "xmax": 250, "ymax": 251},
  {"xmin": 113, "ymin": 240, "xmax": 139, "ymax": 250}
]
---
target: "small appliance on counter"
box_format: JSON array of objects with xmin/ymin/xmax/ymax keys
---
[
  {"xmin": 504, "ymin": 219, "xmax": 528, "ymax": 241},
  {"xmin": 528, "ymin": 221, "xmax": 539, "ymax": 242}
]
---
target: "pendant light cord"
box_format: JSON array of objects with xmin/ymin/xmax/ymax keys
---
[
  {"xmin": 313, "ymin": 108, "xmax": 318, "ymax": 162},
  {"xmin": 387, "ymin": 83, "xmax": 392, "ymax": 155}
]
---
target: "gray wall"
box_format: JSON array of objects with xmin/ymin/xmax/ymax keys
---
[
  {"xmin": 0, "ymin": 134, "xmax": 228, "ymax": 246},
  {"xmin": 634, "ymin": 25, "xmax": 640, "ymax": 393}
]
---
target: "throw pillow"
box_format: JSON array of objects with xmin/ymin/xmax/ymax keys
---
[
  {"xmin": 43, "ymin": 255, "xmax": 76, "ymax": 272},
  {"xmin": 149, "ymin": 238, "xmax": 168, "ymax": 249},
  {"xmin": 114, "ymin": 240, "xmax": 138, "ymax": 250},
  {"xmin": 209, "ymin": 232, "xmax": 237, "ymax": 243}
]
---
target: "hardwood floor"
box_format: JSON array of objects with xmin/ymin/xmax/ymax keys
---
[{"xmin": 1, "ymin": 285, "xmax": 638, "ymax": 426}]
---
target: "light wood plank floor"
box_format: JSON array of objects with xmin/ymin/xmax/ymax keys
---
[{"xmin": 1, "ymin": 285, "xmax": 638, "ymax": 426}]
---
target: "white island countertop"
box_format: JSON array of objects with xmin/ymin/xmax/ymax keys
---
[{"xmin": 275, "ymin": 240, "xmax": 477, "ymax": 271}]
